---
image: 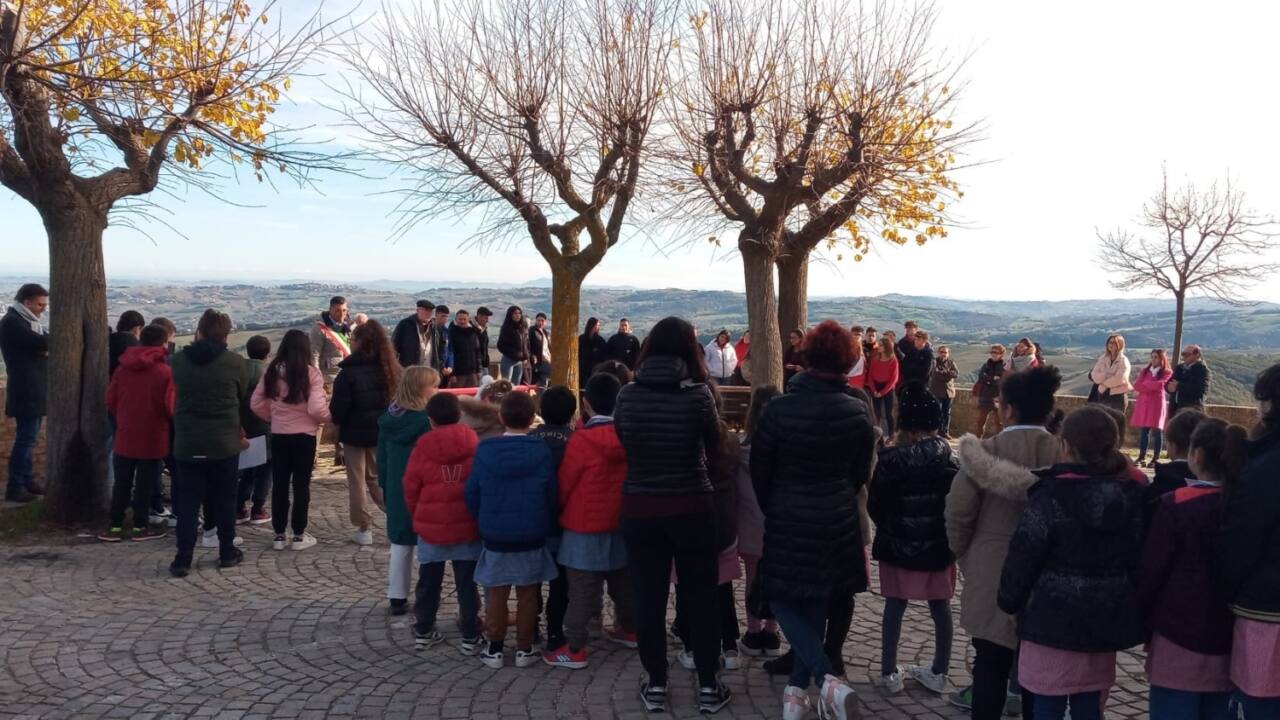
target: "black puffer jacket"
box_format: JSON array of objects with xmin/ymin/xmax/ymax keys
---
[
  {"xmin": 449, "ymin": 323, "xmax": 484, "ymax": 376},
  {"xmin": 0, "ymin": 307, "xmax": 48, "ymax": 418},
  {"xmin": 998, "ymin": 464, "xmax": 1146, "ymax": 652},
  {"xmin": 497, "ymin": 322, "xmax": 528, "ymax": 362},
  {"xmin": 1221, "ymin": 431, "xmax": 1280, "ymax": 622},
  {"xmin": 752, "ymin": 372, "xmax": 878, "ymax": 600},
  {"xmin": 869, "ymin": 435, "xmax": 959, "ymax": 571},
  {"xmin": 614, "ymin": 355, "xmax": 720, "ymax": 497},
  {"xmin": 899, "ymin": 344, "xmax": 934, "ymax": 387},
  {"xmin": 578, "ymin": 333, "xmax": 610, "ymax": 380},
  {"xmin": 329, "ymin": 354, "xmax": 389, "ymax": 447}
]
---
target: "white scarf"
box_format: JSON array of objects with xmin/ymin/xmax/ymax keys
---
[{"xmin": 11, "ymin": 303, "xmax": 46, "ymax": 334}]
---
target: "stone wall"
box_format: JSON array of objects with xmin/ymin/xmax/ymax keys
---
[{"xmin": 0, "ymin": 380, "xmax": 48, "ymax": 485}]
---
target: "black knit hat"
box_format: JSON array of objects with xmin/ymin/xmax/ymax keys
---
[{"xmin": 897, "ymin": 382, "xmax": 942, "ymax": 432}]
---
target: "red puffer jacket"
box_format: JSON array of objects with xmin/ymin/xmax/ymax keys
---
[
  {"xmin": 403, "ymin": 422, "xmax": 480, "ymax": 545},
  {"xmin": 106, "ymin": 346, "xmax": 175, "ymax": 459},
  {"xmin": 558, "ymin": 419, "xmax": 627, "ymax": 533}
]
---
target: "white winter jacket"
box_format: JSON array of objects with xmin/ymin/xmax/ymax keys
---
[
  {"xmin": 705, "ymin": 341, "xmax": 738, "ymax": 379},
  {"xmin": 1090, "ymin": 353, "xmax": 1133, "ymax": 396}
]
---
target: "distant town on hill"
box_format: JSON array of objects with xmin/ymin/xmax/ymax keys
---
[{"xmin": 2, "ymin": 278, "xmax": 1277, "ymax": 406}]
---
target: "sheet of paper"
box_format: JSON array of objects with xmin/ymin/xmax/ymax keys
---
[{"xmin": 238, "ymin": 435, "xmax": 268, "ymax": 470}]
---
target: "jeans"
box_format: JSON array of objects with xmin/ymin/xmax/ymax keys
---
[
  {"xmin": 270, "ymin": 434, "xmax": 316, "ymax": 536},
  {"xmin": 970, "ymin": 639, "xmax": 1016, "ymax": 720},
  {"xmin": 237, "ymin": 460, "xmax": 272, "ymax": 515},
  {"xmin": 109, "ymin": 456, "xmax": 160, "ymax": 528},
  {"xmin": 1231, "ymin": 690, "xmax": 1280, "ymax": 719},
  {"xmin": 1032, "ymin": 690, "xmax": 1103, "ymax": 720},
  {"xmin": 771, "ymin": 597, "xmax": 833, "ymax": 690},
  {"xmin": 7, "ymin": 416, "xmax": 41, "ymax": 492},
  {"xmin": 939, "ymin": 395, "xmax": 953, "ymax": 436},
  {"xmin": 881, "ymin": 597, "xmax": 952, "ymax": 676},
  {"xmin": 622, "ymin": 509, "xmax": 720, "ymax": 688},
  {"xmin": 532, "ymin": 361, "xmax": 551, "ymax": 388},
  {"xmin": 872, "ymin": 394, "xmax": 896, "ymax": 435},
  {"xmin": 500, "ymin": 356, "xmax": 524, "ymax": 385},
  {"xmin": 1149, "ymin": 686, "xmax": 1232, "ymax": 720},
  {"xmin": 712, "ymin": 376, "xmax": 733, "ymax": 386},
  {"xmin": 1139, "ymin": 427, "xmax": 1164, "ymax": 461},
  {"xmin": 414, "ymin": 560, "xmax": 480, "ymax": 638},
  {"xmin": 174, "ymin": 456, "xmax": 240, "ymax": 564}
]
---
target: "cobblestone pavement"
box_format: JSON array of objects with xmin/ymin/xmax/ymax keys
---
[{"xmin": 0, "ymin": 460, "xmax": 1154, "ymax": 719}]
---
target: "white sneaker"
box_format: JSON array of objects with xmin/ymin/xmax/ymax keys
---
[
  {"xmin": 272, "ymin": 534, "xmax": 287, "ymax": 551},
  {"xmin": 722, "ymin": 648, "xmax": 741, "ymax": 670},
  {"xmin": 479, "ymin": 648, "xmax": 503, "ymax": 669},
  {"xmin": 202, "ymin": 530, "xmax": 243, "ymax": 548},
  {"xmin": 820, "ymin": 674, "xmax": 860, "ymax": 720},
  {"xmin": 514, "ymin": 649, "xmax": 541, "ymax": 668},
  {"xmin": 907, "ymin": 665, "xmax": 948, "ymax": 694},
  {"xmin": 783, "ymin": 686, "xmax": 812, "ymax": 720},
  {"xmin": 291, "ymin": 533, "xmax": 317, "ymax": 551},
  {"xmin": 677, "ymin": 648, "xmax": 697, "ymax": 670},
  {"xmin": 351, "ymin": 529, "xmax": 373, "ymax": 546},
  {"xmin": 873, "ymin": 668, "xmax": 904, "ymax": 695}
]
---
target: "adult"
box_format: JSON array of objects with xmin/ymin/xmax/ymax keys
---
[
  {"xmin": 431, "ymin": 305, "xmax": 453, "ymax": 384},
  {"xmin": 1088, "ymin": 333, "xmax": 1132, "ymax": 413},
  {"xmin": 475, "ymin": 307, "xmax": 494, "ymax": 377},
  {"xmin": 732, "ymin": 331, "xmax": 751, "ymax": 386},
  {"xmin": 448, "ymin": 310, "xmax": 485, "ymax": 388},
  {"xmin": 1131, "ymin": 349, "xmax": 1173, "ymax": 467},
  {"xmin": 973, "ymin": 345, "xmax": 1007, "ymax": 439},
  {"xmin": 897, "ymin": 321, "xmax": 920, "ymax": 358},
  {"xmin": 330, "ymin": 319, "xmax": 401, "ymax": 546},
  {"xmin": 752, "ymin": 320, "xmax": 874, "ymax": 719},
  {"xmin": 704, "ymin": 330, "xmax": 738, "ymax": 386},
  {"xmin": 169, "ymin": 310, "xmax": 251, "ymax": 577},
  {"xmin": 607, "ymin": 318, "xmax": 641, "ymax": 371},
  {"xmin": 899, "ymin": 330, "xmax": 935, "ymax": 390},
  {"xmin": 391, "ymin": 300, "xmax": 435, "ymax": 369},
  {"xmin": 846, "ymin": 331, "xmax": 867, "ymax": 391},
  {"xmin": 311, "ymin": 295, "xmax": 352, "ymax": 392},
  {"xmin": 1, "ymin": 283, "xmax": 49, "ymax": 503},
  {"xmin": 109, "ymin": 310, "xmax": 145, "ymax": 377},
  {"xmin": 529, "ymin": 312, "xmax": 551, "ymax": 387},
  {"xmin": 613, "ymin": 317, "xmax": 730, "ymax": 714},
  {"xmin": 867, "ymin": 337, "xmax": 900, "ymax": 436},
  {"xmin": 497, "ymin": 305, "xmax": 530, "ymax": 385},
  {"xmin": 945, "ymin": 365, "xmax": 1064, "ymax": 720},
  {"xmin": 863, "ymin": 327, "xmax": 878, "ymax": 359},
  {"xmin": 1168, "ymin": 344, "xmax": 1211, "ymax": 416},
  {"xmin": 929, "ymin": 346, "xmax": 959, "ymax": 438},
  {"xmin": 1006, "ymin": 338, "xmax": 1038, "ymax": 373},
  {"xmin": 578, "ymin": 317, "xmax": 609, "ymax": 386},
  {"xmin": 1219, "ymin": 363, "xmax": 1280, "ymax": 716},
  {"xmin": 782, "ymin": 329, "xmax": 806, "ymax": 386}
]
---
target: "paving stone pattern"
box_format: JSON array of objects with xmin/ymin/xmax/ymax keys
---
[{"xmin": 0, "ymin": 460, "xmax": 1154, "ymax": 719}]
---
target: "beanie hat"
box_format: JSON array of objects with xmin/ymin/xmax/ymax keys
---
[{"xmin": 897, "ymin": 382, "xmax": 942, "ymax": 433}]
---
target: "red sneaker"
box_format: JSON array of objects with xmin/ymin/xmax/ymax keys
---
[
  {"xmin": 606, "ymin": 627, "xmax": 638, "ymax": 648},
  {"xmin": 249, "ymin": 510, "xmax": 270, "ymax": 525},
  {"xmin": 542, "ymin": 645, "xmax": 588, "ymax": 669}
]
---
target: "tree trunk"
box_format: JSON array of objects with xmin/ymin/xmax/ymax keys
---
[
  {"xmin": 39, "ymin": 200, "xmax": 110, "ymax": 523},
  {"xmin": 741, "ymin": 240, "xmax": 783, "ymax": 389},
  {"xmin": 1172, "ymin": 290, "xmax": 1186, "ymax": 362},
  {"xmin": 548, "ymin": 263, "xmax": 584, "ymax": 392},
  {"xmin": 776, "ymin": 250, "xmax": 809, "ymax": 338}
]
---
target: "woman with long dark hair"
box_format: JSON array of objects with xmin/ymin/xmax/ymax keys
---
[
  {"xmin": 1131, "ymin": 348, "xmax": 1173, "ymax": 467},
  {"xmin": 331, "ymin": 319, "xmax": 401, "ymax": 546},
  {"xmin": 497, "ymin": 306, "xmax": 530, "ymax": 385},
  {"xmin": 578, "ymin": 317, "xmax": 610, "ymax": 385},
  {"xmin": 614, "ymin": 316, "xmax": 730, "ymax": 714}
]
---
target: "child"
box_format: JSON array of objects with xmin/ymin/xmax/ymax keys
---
[
  {"xmin": 998, "ymin": 406, "xmax": 1146, "ymax": 720},
  {"xmin": 99, "ymin": 324, "xmax": 174, "ymax": 542},
  {"xmin": 465, "ymin": 391, "xmax": 559, "ymax": 669},
  {"xmin": 236, "ymin": 334, "xmax": 273, "ymax": 524},
  {"xmin": 378, "ymin": 366, "xmax": 440, "ymax": 615},
  {"xmin": 528, "ymin": 385, "xmax": 577, "ymax": 652},
  {"xmin": 869, "ymin": 383, "xmax": 959, "ymax": 695},
  {"xmin": 1143, "ymin": 409, "xmax": 1206, "ymax": 531},
  {"xmin": 737, "ymin": 384, "xmax": 782, "ymax": 658},
  {"xmin": 544, "ymin": 374, "xmax": 635, "ymax": 669},
  {"xmin": 1139, "ymin": 418, "xmax": 1242, "ymax": 720},
  {"xmin": 1131, "ymin": 349, "xmax": 1173, "ymax": 467},
  {"xmin": 251, "ymin": 329, "xmax": 331, "ymax": 551},
  {"xmin": 403, "ymin": 393, "xmax": 483, "ymax": 653}
]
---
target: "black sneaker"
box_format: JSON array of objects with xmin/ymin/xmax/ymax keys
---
[
  {"xmin": 639, "ymin": 678, "xmax": 668, "ymax": 713},
  {"xmin": 414, "ymin": 629, "xmax": 444, "ymax": 650},
  {"xmin": 389, "ymin": 599, "xmax": 408, "ymax": 616},
  {"xmin": 169, "ymin": 560, "xmax": 190, "ymax": 578},
  {"xmin": 131, "ymin": 526, "xmax": 167, "ymax": 542},
  {"xmin": 697, "ymin": 682, "xmax": 731, "ymax": 714},
  {"xmin": 218, "ymin": 548, "xmax": 244, "ymax": 569},
  {"xmin": 738, "ymin": 631, "xmax": 765, "ymax": 656},
  {"xmin": 760, "ymin": 630, "xmax": 782, "ymax": 656},
  {"xmin": 763, "ymin": 650, "xmax": 794, "ymax": 676}
]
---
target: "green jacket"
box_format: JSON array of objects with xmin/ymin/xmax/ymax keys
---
[
  {"xmin": 377, "ymin": 406, "xmax": 431, "ymax": 546},
  {"xmin": 172, "ymin": 339, "xmax": 250, "ymax": 462}
]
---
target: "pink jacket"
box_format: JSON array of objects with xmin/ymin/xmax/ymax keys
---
[
  {"xmin": 250, "ymin": 364, "xmax": 332, "ymax": 435},
  {"xmin": 1130, "ymin": 365, "xmax": 1172, "ymax": 430}
]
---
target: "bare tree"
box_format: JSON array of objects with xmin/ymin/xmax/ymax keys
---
[
  {"xmin": 1098, "ymin": 170, "xmax": 1280, "ymax": 360},
  {"xmin": 1, "ymin": 0, "xmax": 337, "ymax": 521},
  {"xmin": 665, "ymin": 0, "xmax": 974, "ymax": 387},
  {"xmin": 341, "ymin": 0, "xmax": 675, "ymax": 391}
]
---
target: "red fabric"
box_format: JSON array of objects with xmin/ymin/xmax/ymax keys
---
[
  {"xmin": 1131, "ymin": 366, "xmax": 1172, "ymax": 430},
  {"xmin": 106, "ymin": 346, "xmax": 175, "ymax": 459},
  {"xmin": 403, "ymin": 423, "xmax": 480, "ymax": 545},
  {"xmin": 437, "ymin": 385, "xmax": 537, "ymax": 397},
  {"xmin": 558, "ymin": 422, "xmax": 627, "ymax": 533},
  {"xmin": 866, "ymin": 356, "xmax": 899, "ymax": 397},
  {"xmin": 734, "ymin": 339, "xmax": 749, "ymax": 361}
]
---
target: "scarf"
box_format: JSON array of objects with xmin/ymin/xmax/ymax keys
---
[{"xmin": 11, "ymin": 303, "xmax": 46, "ymax": 334}]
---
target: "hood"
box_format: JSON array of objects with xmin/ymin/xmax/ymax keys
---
[
  {"xmin": 118, "ymin": 345, "xmax": 169, "ymax": 371},
  {"xmin": 1033, "ymin": 463, "xmax": 1142, "ymax": 532},
  {"xmin": 422, "ymin": 422, "xmax": 479, "ymax": 465},
  {"xmin": 182, "ymin": 338, "xmax": 227, "ymax": 366},
  {"xmin": 576, "ymin": 422, "xmax": 625, "ymax": 465},
  {"xmin": 338, "ymin": 352, "xmax": 376, "ymax": 369},
  {"xmin": 460, "ymin": 397, "xmax": 503, "ymax": 434},
  {"xmin": 878, "ymin": 435, "xmax": 957, "ymax": 474},
  {"xmin": 786, "ymin": 370, "xmax": 849, "ymax": 395},
  {"xmin": 378, "ymin": 407, "xmax": 430, "ymax": 444},
  {"xmin": 473, "ymin": 435, "xmax": 549, "ymax": 479},
  {"xmin": 957, "ymin": 433, "xmax": 1040, "ymax": 502},
  {"xmin": 634, "ymin": 355, "xmax": 690, "ymax": 386}
]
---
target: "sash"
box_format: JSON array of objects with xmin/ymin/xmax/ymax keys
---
[{"xmin": 316, "ymin": 321, "xmax": 351, "ymax": 358}]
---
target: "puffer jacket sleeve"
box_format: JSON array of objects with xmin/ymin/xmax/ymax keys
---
[
  {"xmin": 997, "ymin": 484, "xmax": 1052, "ymax": 615},
  {"xmin": 700, "ymin": 386, "xmax": 722, "ymax": 468},
  {"xmin": 750, "ymin": 405, "xmax": 780, "ymax": 512},
  {"xmin": 464, "ymin": 453, "xmax": 485, "ymax": 520},
  {"xmin": 402, "ymin": 439, "xmax": 429, "ymax": 519},
  {"xmin": 945, "ymin": 469, "xmax": 980, "ymax": 559},
  {"xmin": 867, "ymin": 454, "xmax": 896, "ymax": 526},
  {"xmin": 1220, "ymin": 456, "xmax": 1280, "ymax": 601},
  {"xmin": 1138, "ymin": 495, "xmax": 1178, "ymax": 616},
  {"xmin": 558, "ymin": 434, "xmax": 586, "ymax": 510},
  {"xmin": 329, "ymin": 370, "xmax": 352, "ymax": 426},
  {"xmin": 307, "ymin": 367, "xmax": 333, "ymax": 424}
]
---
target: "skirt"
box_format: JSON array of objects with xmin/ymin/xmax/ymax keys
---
[
  {"xmin": 878, "ymin": 563, "xmax": 957, "ymax": 601},
  {"xmin": 475, "ymin": 546, "xmax": 560, "ymax": 588}
]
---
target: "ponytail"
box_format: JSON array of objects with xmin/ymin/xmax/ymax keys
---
[
  {"xmin": 1189, "ymin": 419, "xmax": 1250, "ymax": 485},
  {"xmin": 1061, "ymin": 406, "xmax": 1129, "ymax": 477}
]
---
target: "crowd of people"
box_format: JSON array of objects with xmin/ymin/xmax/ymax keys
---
[{"xmin": 3, "ymin": 282, "xmax": 1279, "ymax": 720}]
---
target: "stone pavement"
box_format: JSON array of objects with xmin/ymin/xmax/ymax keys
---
[{"xmin": 0, "ymin": 460, "xmax": 1154, "ymax": 719}]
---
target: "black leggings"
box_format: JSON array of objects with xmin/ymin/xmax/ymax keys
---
[
  {"xmin": 873, "ymin": 394, "xmax": 896, "ymax": 435},
  {"xmin": 270, "ymin": 434, "xmax": 317, "ymax": 536},
  {"xmin": 672, "ymin": 581, "xmax": 740, "ymax": 650}
]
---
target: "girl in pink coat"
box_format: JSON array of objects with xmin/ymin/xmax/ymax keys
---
[{"xmin": 1131, "ymin": 349, "xmax": 1173, "ymax": 467}]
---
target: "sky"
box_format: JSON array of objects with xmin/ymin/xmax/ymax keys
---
[{"xmin": 4, "ymin": 0, "xmax": 1280, "ymax": 301}]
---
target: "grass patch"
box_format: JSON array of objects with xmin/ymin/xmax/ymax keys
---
[{"xmin": 0, "ymin": 498, "xmax": 49, "ymax": 544}]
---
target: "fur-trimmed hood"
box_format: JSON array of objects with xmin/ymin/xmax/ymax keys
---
[
  {"xmin": 957, "ymin": 433, "xmax": 1046, "ymax": 502},
  {"xmin": 460, "ymin": 397, "xmax": 504, "ymax": 439}
]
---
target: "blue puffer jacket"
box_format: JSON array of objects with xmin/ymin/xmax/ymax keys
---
[{"xmin": 464, "ymin": 435, "xmax": 557, "ymax": 552}]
